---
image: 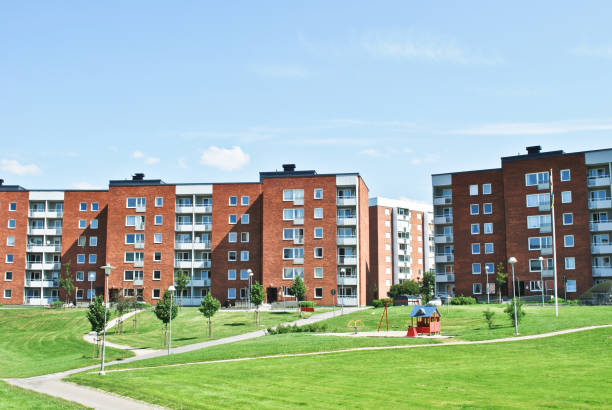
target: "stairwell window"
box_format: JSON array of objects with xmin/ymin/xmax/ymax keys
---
[
  {"xmin": 561, "ymin": 191, "xmax": 572, "ymax": 203},
  {"xmin": 564, "ymin": 235, "xmax": 574, "ymax": 247},
  {"xmin": 560, "ymin": 169, "xmax": 571, "ymax": 181},
  {"xmin": 469, "ymin": 185, "xmax": 479, "ymax": 196}
]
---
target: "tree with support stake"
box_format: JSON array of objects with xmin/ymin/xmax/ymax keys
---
[
  {"xmin": 250, "ymin": 281, "xmax": 265, "ymax": 325},
  {"xmin": 174, "ymin": 269, "xmax": 190, "ymax": 308},
  {"xmin": 60, "ymin": 262, "xmax": 75, "ymax": 306},
  {"xmin": 495, "ymin": 262, "xmax": 508, "ymax": 303},
  {"xmin": 289, "ymin": 276, "xmax": 306, "ymax": 317},
  {"xmin": 198, "ymin": 293, "xmax": 220, "ymax": 338}
]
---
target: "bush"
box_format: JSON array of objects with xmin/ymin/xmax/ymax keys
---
[
  {"xmin": 267, "ymin": 322, "xmax": 328, "ymax": 335},
  {"xmin": 504, "ymin": 299, "xmax": 526, "ymax": 324},
  {"xmin": 52, "ymin": 300, "xmax": 64, "ymax": 309},
  {"xmin": 482, "ymin": 309, "xmax": 495, "ymax": 329},
  {"xmin": 371, "ymin": 298, "xmax": 393, "ymax": 308},
  {"xmin": 299, "ymin": 301, "xmax": 316, "ymax": 308},
  {"xmin": 546, "ymin": 297, "xmax": 578, "ymax": 305},
  {"xmin": 450, "ymin": 295, "xmax": 477, "ymax": 305}
]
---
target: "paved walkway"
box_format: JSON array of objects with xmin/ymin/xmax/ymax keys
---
[{"xmin": 4, "ymin": 307, "xmax": 366, "ymax": 410}]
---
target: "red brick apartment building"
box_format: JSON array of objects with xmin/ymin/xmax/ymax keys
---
[
  {"xmin": 0, "ymin": 165, "xmax": 370, "ymax": 306},
  {"xmin": 432, "ymin": 146, "xmax": 612, "ymax": 300},
  {"xmin": 368, "ymin": 197, "xmax": 434, "ymax": 302}
]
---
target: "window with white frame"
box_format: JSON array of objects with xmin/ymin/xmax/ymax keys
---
[
  {"xmin": 283, "ymin": 267, "xmax": 304, "ymax": 280},
  {"xmin": 155, "ymin": 197, "xmax": 163, "ymax": 207},
  {"xmin": 88, "ymin": 271, "xmax": 96, "ymax": 282},
  {"xmin": 563, "ymin": 213, "xmax": 573, "ymax": 225},
  {"xmin": 155, "ymin": 215, "xmax": 162, "ymax": 225},
  {"xmin": 152, "ymin": 289, "xmax": 161, "ymax": 299},
  {"xmin": 90, "ymin": 219, "xmax": 98, "ymax": 229},
  {"xmin": 314, "ymin": 208, "xmax": 323, "ymax": 219},
  {"xmin": 482, "ymin": 184, "xmax": 492, "ymax": 195},
  {"xmin": 228, "ymin": 196, "xmax": 238, "ymax": 206},
  {"xmin": 240, "ymin": 251, "xmax": 249, "ymax": 261},
  {"xmin": 9, "ymin": 202, "xmax": 17, "ymax": 211},
  {"xmin": 471, "ymin": 243, "xmax": 480, "ymax": 254},
  {"xmin": 484, "ymin": 243, "xmax": 494, "ymax": 254},
  {"xmin": 564, "ymin": 235, "xmax": 574, "ymax": 247},
  {"xmin": 283, "ymin": 208, "xmax": 305, "ymax": 221},
  {"xmin": 239, "ymin": 287, "xmax": 247, "ymax": 299},
  {"xmin": 154, "ymin": 233, "xmax": 162, "ymax": 243},
  {"xmin": 469, "ymin": 185, "xmax": 478, "ymax": 195},
  {"xmin": 240, "ymin": 269, "xmax": 249, "ymax": 280},
  {"xmin": 560, "ymin": 169, "xmax": 571, "ymax": 182},
  {"xmin": 229, "ymin": 214, "xmax": 237, "ymax": 224},
  {"xmin": 526, "ymin": 193, "xmax": 550, "ymax": 207},
  {"xmin": 314, "ymin": 267, "xmax": 323, "ymax": 278},
  {"xmin": 314, "ymin": 227, "xmax": 323, "ymax": 238},
  {"xmin": 8, "ymin": 219, "xmax": 15, "ymax": 229},
  {"xmin": 529, "ymin": 281, "xmax": 543, "ymax": 291},
  {"xmin": 314, "ymin": 188, "xmax": 323, "ymax": 199},
  {"xmin": 484, "ymin": 263, "xmax": 495, "ymax": 274},
  {"xmin": 80, "ymin": 202, "xmax": 87, "ymax": 211},
  {"xmin": 241, "ymin": 196, "xmax": 250, "ymax": 206},
  {"xmin": 4, "ymin": 289, "xmax": 12, "ymax": 298},
  {"xmin": 77, "ymin": 254, "xmax": 85, "ymax": 264},
  {"xmin": 79, "ymin": 219, "xmax": 87, "ymax": 229},
  {"xmin": 471, "ymin": 224, "xmax": 480, "ymax": 234},
  {"xmin": 470, "ymin": 204, "xmax": 479, "ymax": 215},
  {"xmin": 6, "ymin": 236, "xmax": 14, "ymax": 246},
  {"xmin": 228, "ymin": 269, "xmax": 236, "ymax": 280},
  {"xmin": 241, "ymin": 214, "xmax": 250, "ymax": 224},
  {"xmin": 283, "ymin": 189, "xmax": 304, "ymax": 201},
  {"xmin": 528, "ymin": 236, "xmax": 552, "ymax": 250},
  {"xmin": 484, "ymin": 223, "xmax": 493, "ymax": 234},
  {"xmin": 314, "ymin": 287, "xmax": 323, "ymax": 299},
  {"xmin": 5, "ymin": 271, "xmax": 13, "ymax": 281},
  {"xmin": 89, "ymin": 236, "xmax": 98, "ymax": 246},
  {"xmin": 91, "ymin": 202, "xmax": 99, "ymax": 211},
  {"xmin": 565, "ymin": 257, "xmax": 575, "ymax": 270},
  {"xmin": 228, "ymin": 232, "xmax": 237, "ymax": 243},
  {"xmin": 473, "ymin": 283, "xmax": 482, "ymax": 294},
  {"xmin": 283, "ymin": 248, "xmax": 304, "ymax": 260},
  {"xmin": 228, "ymin": 251, "xmax": 237, "ymax": 261},
  {"xmin": 78, "ymin": 236, "xmax": 86, "ymax": 247},
  {"xmin": 153, "ymin": 270, "xmax": 161, "ymax": 280},
  {"xmin": 227, "ymin": 288, "xmax": 236, "ymax": 299},
  {"xmin": 89, "ymin": 254, "xmax": 97, "ymax": 264},
  {"xmin": 241, "ymin": 232, "xmax": 249, "ymax": 242},
  {"xmin": 561, "ymin": 191, "xmax": 572, "ymax": 203},
  {"xmin": 472, "ymin": 263, "xmax": 481, "ymax": 274},
  {"xmin": 525, "ymin": 172, "xmax": 549, "ymax": 186},
  {"xmin": 527, "ymin": 214, "xmax": 551, "ymax": 229},
  {"xmin": 529, "ymin": 258, "xmax": 553, "ymax": 272},
  {"xmin": 314, "ymin": 247, "xmax": 323, "ymax": 258},
  {"xmin": 76, "ymin": 271, "xmax": 85, "ymax": 281},
  {"xmin": 153, "ymin": 252, "xmax": 161, "ymax": 261},
  {"xmin": 483, "ymin": 203, "xmax": 492, "ymax": 214},
  {"xmin": 126, "ymin": 197, "xmax": 146, "ymax": 208}
]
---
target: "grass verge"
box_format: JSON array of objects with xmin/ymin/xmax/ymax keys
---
[{"xmin": 0, "ymin": 381, "xmax": 87, "ymax": 409}]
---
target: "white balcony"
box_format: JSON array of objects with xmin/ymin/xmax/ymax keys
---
[
  {"xmin": 540, "ymin": 247, "xmax": 553, "ymax": 255},
  {"xmin": 590, "ymin": 221, "xmax": 612, "ymax": 231},
  {"xmin": 589, "ymin": 199, "xmax": 612, "ymax": 210},
  {"xmin": 293, "ymin": 236, "xmax": 304, "ymax": 245},
  {"xmin": 26, "ymin": 262, "xmax": 60, "ymax": 270},
  {"xmin": 175, "ymin": 260, "xmax": 192, "ymax": 269},
  {"xmin": 433, "ymin": 196, "xmax": 452, "ymax": 205},
  {"xmin": 25, "ymin": 297, "xmax": 59, "ymax": 305},
  {"xmin": 538, "ymin": 203, "xmax": 551, "ymax": 212},
  {"xmin": 27, "ymin": 244, "xmax": 61, "ymax": 253},
  {"xmin": 193, "ymin": 259, "xmax": 211, "ymax": 269},
  {"xmin": 337, "ymin": 236, "xmax": 357, "ymax": 245},
  {"xmin": 337, "ymin": 197, "xmax": 357, "ymax": 206},
  {"xmin": 435, "ymin": 273, "xmax": 455, "ymax": 282},
  {"xmin": 293, "ymin": 257, "xmax": 304, "ymax": 265},
  {"xmin": 175, "ymin": 205, "xmax": 194, "ymax": 213},
  {"xmin": 538, "ymin": 182, "xmax": 550, "ymax": 190},
  {"xmin": 194, "ymin": 223, "xmax": 212, "ymax": 231},
  {"xmin": 193, "ymin": 241, "xmax": 211, "ymax": 250},
  {"xmin": 134, "ymin": 242, "xmax": 145, "ymax": 249},
  {"xmin": 592, "ymin": 266, "xmax": 612, "ymax": 277},
  {"xmin": 591, "ymin": 243, "xmax": 612, "ymax": 254},
  {"xmin": 541, "ymin": 268, "xmax": 554, "ymax": 277},
  {"xmin": 434, "ymin": 216, "xmax": 453, "ymax": 224},
  {"xmin": 293, "ymin": 198, "xmax": 304, "ymax": 206},
  {"xmin": 27, "ymin": 227, "xmax": 46, "ymax": 235},
  {"xmin": 175, "ymin": 223, "xmax": 193, "ymax": 232},
  {"xmin": 587, "ymin": 175, "xmax": 611, "ymax": 187},
  {"xmin": 293, "ymin": 218, "xmax": 304, "ymax": 226},
  {"xmin": 133, "ymin": 260, "xmax": 144, "ymax": 267},
  {"xmin": 434, "ymin": 235, "xmax": 453, "ymax": 244},
  {"xmin": 337, "ymin": 217, "xmax": 357, "ymax": 225},
  {"xmin": 25, "ymin": 279, "xmax": 58, "ymax": 287},
  {"xmin": 338, "ymin": 256, "xmax": 357, "ymax": 265},
  {"xmin": 134, "ymin": 279, "xmax": 144, "ymax": 286},
  {"xmin": 337, "ymin": 296, "xmax": 358, "ymax": 306},
  {"xmin": 135, "ymin": 223, "xmax": 145, "ymax": 231},
  {"xmin": 435, "ymin": 254, "xmax": 454, "ymax": 263},
  {"xmin": 136, "ymin": 205, "xmax": 146, "ymax": 213},
  {"xmin": 29, "ymin": 209, "xmax": 63, "ymax": 218},
  {"xmin": 175, "ymin": 241, "xmax": 193, "ymax": 250},
  {"xmin": 337, "ymin": 275, "xmax": 357, "ymax": 286},
  {"xmin": 539, "ymin": 224, "xmax": 552, "ymax": 233},
  {"xmin": 189, "ymin": 279, "xmax": 211, "ymax": 287},
  {"xmin": 178, "ymin": 296, "xmax": 205, "ymax": 306},
  {"xmin": 194, "ymin": 205, "xmax": 212, "ymax": 213}
]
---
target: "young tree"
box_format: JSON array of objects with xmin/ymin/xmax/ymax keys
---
[
  {"xmin": 482, "ymin": 308, "xmax": 496, "ymax": 329},
  {"xmin": 60, "ymin": 262, "xmax": 76, "ymax": 306},
  {"xmin": 495, "ymin": 262, "xmax": 508, "ymax": 303},
  {"xmin": 115, "ymin": 298, "xmax": 131, "ymax": 335},
  {"xmin": 86, "ymin": 295, "xmax": 107, "ymax": 358},
  {"xmin": 420, "ymin": 270, "xmax": 436, "ymax": 303},
  {"xmin": 154, "ymin": 290, "xmax": 178, "ymax": 346},
  {"xmin": 387, "ymin": 280, "xmax": 420, "ymax": 299},
  {"xmin": 198, "ymin": 293, "xmax": 221, "ymax": 337},
  {"xmin": 174, "ymin": 269, "xmax": 190, "ymax": 308},
  {"xmin": 504, "ymin": 298, "xmax": 526, "ymax": 324},
  {"xmin": 289, "ymin": 276, "xmax": 307, "ymax": 317},
  {"xmin": 250, "ymin": 281, "xmax": 265, "ymax": 325}
]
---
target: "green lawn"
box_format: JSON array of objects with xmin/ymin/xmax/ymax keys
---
[
  {"xmin": 68, "ymin": 327, "xmax": 612, "ymax": 408},
  {"xmin": 318, "ymin": 304, "xmax": 612, "ymax": 340},
  {"xmin": 0, "ymin": 381, "xmax": 87, "ymax": 410},
  {"xmin": 106, "ymin": 308, "xmax": 324, "ymax": 349},
  {"xmin": 0, "ymin": 308, "xmax": 133, "ymax": 378}
]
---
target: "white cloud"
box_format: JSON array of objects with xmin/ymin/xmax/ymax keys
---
[
  {"xmin": 177, "ymin": 158, "xmax": 188, "ymax": 169},
  {"xmin": 360, "ymin": 147, "xmax": 416, "ymax": 157},
  {"xmin": 571, "ymin": 45, "xmax": 612, "ymax": 58},
  {"xmin": 200, "ymin": 146, "xmax": 250, "ymax": 171},
  {"xmin": 360, "ymin": 149, "xmax": 385, "ymax": 157},
  {"xmin": 0, "ymin": 159, "xmax": 41, "ymax": 176},
  {"xmin": 411, "ymin": 154, "xmax": 439, "ymax": 165},
  {"xmin": 132, "ymin": 151, "xmax": 160, "ymax": 165},
  {"xmin": 71, "ymin": 182, "xmax": 103, "ymax": 190},
  {"xmin": 132, "ymin": 151, "xmax": 145, "ymax": 159},
  {"xmin": 250, "ymin": 63, "xmax": 311, "ymax": 78},
  {"xmin": 451, "ymin": 119, "xmax": 612, "ymax": 135},
  {"xmin": 145, "ymin": 157, "xmax": 160, "ymax": 165}
]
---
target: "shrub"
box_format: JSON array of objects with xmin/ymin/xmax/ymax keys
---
[
  {"xmin": 372, "ymin": 298, "xmax": 393, "ymax": 308},
  {"xmin": 299, "ymin": 301, "xmax": 316, "ymax": 308},
  {"xmin": 267, "ymin": 322, "xmax": 328, "ymax": 335},
  {"xmin": 482, "ymin": 309, "xmax": 495, "ymax": 329},
  {"xmin": 450, "ymin": 295, "xmax": 477, "ymax": 305},
  {"xmin": 504, "ymin": 299, "xmax": 526, "ymax": 324},
  {"xmin": 52, "ymin": 300, "xmax": 64, "ymax": 309}
]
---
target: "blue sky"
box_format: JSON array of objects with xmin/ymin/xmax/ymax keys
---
[{"xmin": 1, "ymin": 1, "xmax": 612, "ymax": 202}]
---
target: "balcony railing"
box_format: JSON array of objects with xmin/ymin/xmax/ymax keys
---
[
  {"xmin": 26, "ymin": 244, "xmax": 61, "ymax": 252},
  {"xmin": 337, "ymin": 235, "xmax": 356, "ymax": 245},
  {"xmin": 194, "ymin": 205, "xmax": 212, "ymax": 213},
  {"xmin": 587, "ymin": 175, "xmax": 611, "ymax": 187},
  {"xmin": 336, "ymin": 296, "xmax": 358, "ymax": 306},
  {"xmin": 434, "ymin": 215, "xmax": 453, "ymax": 224},
  {"xmin": 338, "ymin": 256, "xmax": 357, "ymax": 265},
  {"xmin": 537, "ymin": 182, "xmax": 550, "ymax": 190},
  {"xmin": 336, "ymin": 216, "xmax": 357, "ymax": 225},
  {"xmin": 541, "ymin": 268, "xmax": 554, "ymax": 277},
  {"xmin": 193, "ymin": 241, "xmax": 212, "ymax": 250},
  {"xmin": 337, "ymin": 275, "xmax": 358, "ymax": 286},
  {"xmin": 434, "ymin": 234, "xmax": 453, "ymax": 244},
  {"xmin": 591, "ymin": 243, "xmax": 612, "ymax": 254},
  {"xmin": 25, "ymin": 296, "xmax": 59, "ymax": 305},
  {"xmin": 175, "ymin": 205, "xmax": 194, "ymax": 213},
  {"xmin": 29, "ymin": 209, "xmax": 63, "ymax": 217},
  {"xmin": 135, "ymin": 223, "xmax": 145, "ymax": 231},
  {"xmin": 435, "ymin": 273, "xmax": 455, "ymax": 282},
  {"xmin": 590, "ymin": 221, "xmax": 612, "ymax": 231},
  {"xmin": 435, "ymin": 253, "xmax": 454, "ymax": 263},
  {"xmin": 188, "ymin": 278, "xmax": 211, "ymax": 287},
  {"xmin": 588, "ymin": 198, "xmax": 612, "ymax": 210},
  {"xmin": 133, "ymin": 260, "xmax": 144, "ymax": 267},
  {"xmin": 136, "ymin": 205, "xmax": 146, "ymax": 213},
  {"xmin": 194, "ymin": 223, "xmax": 212, "ymax": 231},
  {"xmin": 134, "ymin": 242, "xmax": 145, "ymax": 249},
  {"xmin": 540, "ymin": 246, "xmax": 553, "ymax": 255},
  {"xmin": 134, "ymin": 279, "xmax": 144, "ymax": 286},
  {"xmin": 592, "ymin": 266, "xmax": 612, "ymax": 277},
  {"xmin": 293, "ymin": 236, "xmax": 304, "ymax": 245},
  {"xmin": 193, "ymin": 259, "xmax": 212, "ymax": 268},
  {"xmin": 25, "ymin": 279, "xmax": 59, "ymax": 287},
  {"xmin": 175, "ymin": 259, "xmax": 192, "ymax": 268},
  {"xmin": 538, "ymin": 202, "xmax": 551, "ymax": 212},
  {"xmin": 337, "ymin": 196, "xmax": 357, "ymax": 206},
  {"xmin": 433, "ymin": 196, "xmax": 452, "ymax": 205}
]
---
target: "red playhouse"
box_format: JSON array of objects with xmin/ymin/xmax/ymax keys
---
[{"xmin": 406, "ymin": 306, "xmax": 441, "ymax": 337}]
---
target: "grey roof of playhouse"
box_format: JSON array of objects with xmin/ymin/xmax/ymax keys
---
[{"xmin": 410, "ymin": 306, "xmax": 440, "ymax": 317}]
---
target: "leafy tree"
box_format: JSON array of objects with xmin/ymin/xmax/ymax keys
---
[
  {"xmin": 86, "ymin": 295, "xmax": 107, "ymax": 358},
  {"xmin": 495, "ymin": 262, "xmax": 508, "ymax": 303},
  {"xmin": 198, "ymin": 293, "xmax": 221, "ymax": 337},
  {"xmin": 420, "ymin": 270, "xmax": 436, "ymax": 303},
  {"xmin": 388, "ymin": 280, "xmax": 420, "ymax": 299},
  {"xmin": 154, "ymin": 289, "xmax": 178, "ymax": 346},
  {"xmin": 59, "ymin": 262, "xmax": 76, "ymax": 306},
  {"xmin": 250, "ymin": 281, "xmax": 265, "ymax": 325},
  {"xmin": 289, "ymin": 276, "xmax": 307, "ymax": 302},
  {"xmin": 504, "ymin": 298, "xmax": 526, "ymax": 324},
  {"xmin": 482, "ymin": 308, "xmax": 496, "ymax": 329},
  {"xmin": 174, "ymin": 269, "xmax": 191, "ymax": 308}
]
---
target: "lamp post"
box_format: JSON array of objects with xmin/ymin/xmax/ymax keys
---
[
  {"xmin": 340, "ymin": 268, "xmax": 345, "ymax": 315},
  {"xmin": 168, "ymin": 285, "xmax": 175, "ymax": 356},
  {"xmin": 508, "ymin": 257, "xmax": 519, "ymax": 335},
  {"xmin": 247, "ymin": 269, "xmax": 254, "ymax": 310},
  {"xmin": 538, "ymin": 256, "xmax": 545, "ymax": 307},
  {"xmin": 99, "ymin": 264, "xmax": 114, "ymax": 375},
  {"xmin": 89, "ymin": 271, "xmax": 95, "ymax": 302},
  {"xmin": 485, "ymin": 265, "xmax": 491, "ymax": 304}
]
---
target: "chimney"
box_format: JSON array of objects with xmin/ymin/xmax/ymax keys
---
[
  {"xmin": 132, "ymin": 173, "xmax": 145, "ymax": 181},
  {"xmin": 0, "ymin": 179, "xmax": 4, "ymax": 186},
  {"xmin": 526, "ymin": 146, "xmax": 542, "ymax": 155},
  {"xmin": 282, "ymin": 164, "xmax": 296, "ymax": 173}
]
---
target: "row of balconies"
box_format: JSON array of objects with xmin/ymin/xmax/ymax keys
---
[
  {"xmin": 175, "ymin": 222, "xmax": 213, "ymax": 231},
  {"xmin": 26, "ymin": 244, "xmax": 62, "ymax": 253},
  {"xmin": 592, "ymin": 243, "xmax": 612, "ymax": 254},
  {"xmin": 25, "ymin": 279, "xmax": 59, "ymax": 287},
  {"xmin": 28, "ymin": 209, "xmax": 63, "ymax": 218},
  {"xmin": 27, "ymin": 227, "xmax": 62, "ymax": 235},
  {"xmin": 25, "ymin": 262, "xmax": 61, "ymax": 270},
  {"xmin": 174, "ymin": 259, "xmax": 212, "ymax": 269},
  {"xmin": 588, "ymin": 199, "xmax": 612, "ymax": 210},
  {"xmin": 587, "ymin": 175, "xmax": 611, "ymax": 187},
  {"xmin": 590, "ymin": 221, "xmax": 612, "ymax": 231},
  {"xmin": 174, "ymin": 278, "xmax": 212, "ymax": 287},
  {"xmin": 175, "ymin": 240, "xmax": 212, "ymax": 250},
  {"xmin": 175, "ymin": 205, "xmax": 213, "ymax": 214}
]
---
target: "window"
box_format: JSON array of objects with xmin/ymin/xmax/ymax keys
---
[
  {"xmin": 8, "ymin": 219, "xmax": 15, "ymax": 229},
  {"xmin": 89, "ymin": 236, "xmax": 98, "ymax": 246},
  {"xmin": 283, "ymin": 208, "xmax": 305, "ymax": 221},
  {"xmin": 80, "ymin": 202, "xmax": 87, "ymax": 211},
  {"xmin": 228, "ymin": 251, "xmax": 237, "ymax": 261},
  {"xmin": 314, "ymin": 287, "xmax": 323, "ymax": 299},
  {"xmin": 384, "ymin": 208, "xmax": 390, "ymax": 215},
  {"xmin": 239, "ymin": 269, "xmax": 249, "ymax": 280},
  {"xmin": 229, "ymin": 214, "xmax": 237, "ymax": 224},
  {"xmin": 528, "ymin": 236, "xmax": 552, "ymax": 250},
  {"xmin": 482, "ymin": 184, "xmax": 491, "ymax": 195},
  {"xmin": 483, "ymin": 203, "xmax": 492, "ymax": 214},
  {"xmin": 76, "ymin": 271, "xmax": 85, "ymax": 281},
  {"xmin": 314, "ymin": 188, "xmax": 323, "ymax": 199},
  {"xmin": 228, "ymin": 232, "xmax": 237, "ymax": 243},
  {"xmin": 155, "ymin": 215, "xmax": 162, "ymax": 225},
  {"xmin": 564, "ymin": 235, "xmax": 574, "ymax": 247},
  {"xmin": 283, "ymin": 267, "xmax": 304, "ymax": 280},
  {"xmin": 154, "ymin": 252, "xmax": 161, "ymax": 262},
  {"xmin": 126, "ymin": 197, "xmax": 146, "ymax": 208},
  {"xmin": 469, "ymin": 185, "xmax": 478, "ymax": 196},
  {"xmin": 566, "ymin": 279, "xmax": 577, "ymax": 292},
  {"xmin": 90, "ymin": 219, "xmax": 98, "ymax": 229},
  {"xmin": 471, "ymin": 243, "xmax": 481, "ymax": 254},
  {"xmin": 485, "ymin": 243, "xmax": 494, "ymax": 254},
  {"xmin": 241, "ymin": 196, "xmax": 250, "ymax": 206},
  {"xmin": 471, "ymin": 224, "xmax": 480, "ymax": 235},
  {"xmin": 561, "ymin": 191, "xmax": 572, "ymax": 203},
  {"xmin": 77, "ymin": 254, "xmax": 85, "ymax": 264},
  {"xmin": 314, "ymin": 208, "xmax": 323, "ymax": 219},
  {"xmin": 126, "ymin": 216, "xmax": 136, "ymax": 226},
  {"xmin": 470, "ymin": 204, "xmax": 479, "ymax": 215},
  {"xmin": 560, "ymin": 169, "xmax": 571, "ymax": 182},
  {"xmin": 9, "ymin": 202, "xmax": 16, "ymax": 211},
  {"xmin": 314, "ymin": 227, "xmax": 323, "ymax": 238},
  {"xmin": 525, "ymin": 172, "xmax": 549, "ymax": 186},
  {"xmin": 153, "ymin": 270, "xmax": 161, "ymax": 280},
  {"xmin": 240, "ymin": 251, "xmax": 249, "ymax": 261},
  {"xmin": 5, "ymin": 254, "xmax": 13, "ymax": 263},
  {"xmin": 283, "ymin": 189, "xmax": 304, "ymax": 202},
  {"xmin": 527, "ymin": 214, "xmax": 551, "ymax": 229},
  {"xmin": 241, "ymin": 232, "xmax": 249, "ymax": 243},
  {"xmin": 229, "ymin": 196, "xmax": 238, "ymax": 206},
  {"xmin": 473, "ymin": 283, "xmax": 482, "ymax": 294},
  {"xmin": 6, "ymin": 237, "xmax": 14, "ymax": 246},
  {"xmin": 484, "ymin": 223, "xmax": 493, "ymax": 234},
  {"xmin": 529, "ymin": 258, "xmax": 554, "ymax": 272},
  {"xmin": 472, "ymin": 263, "xmax": 481, "ymax": 274},
  {"xmin": 314, "ymin": 267, "xmax": 323, "ymax": 278},
  {"xmin": 228, "ymin": 288, "xmax": 236, "ymax": 299},
  {"xmin": 123, "ymin": 288, "xmax": 135, "ymax": 297},
  {"xmin": 89, "ymin": 254, "xmax": 97, "ymax": 264},
  {"xmin": 563, "ymin": 213, "xmax": 573, "ymax": 225},
  {"xmin": 5, "ymin": 271, "xmax": 13, "ymax": 281},
  {"xmin": 124, "ymin": 270, "xmax": 134, "ymax": 281},
  {"xmin": 152, "ymin": 289, "xmax": 161, "ymax": 299},
  {"xmin": 154, "ymin": 233, "xmax": 162, "ymax": 243},
  {"xmin": 384, "ymin": 220, "xmax": 391, "ymax": 228},
  {"xmin": 227, "ymin": 269, "xmax": 236, "ymax": 280},
  {"xmin": 155, "ymin": 197, "xmax": 163, "ymax": 207},
  {"xmin": 241, "ymin": 214, "xmax": 250, "ymax": 224},
  {"xmin": 91, "ymin": 202, "xmax": 99, "ymax": 211},
  {"xmin": 484, "ymin": 263, "xmax": 495, "ymax": 274},
  {"xmin": 283, "ymin": 248, "xmax": 305, "ymax": 260},
  {"xmin": 314, "ymin": 247, "xmax": 323, "ymax": 258},
  {"xmin": 4, "ymin": 289, "xmax": 12, "ymax": 299},
  {"xmin": 78, "ymin": 236, "xmax": 86, "ymax": 247},
  {"xmin": 79, "ymin": 220, "xmax": 87, "ymax": 229},
  {"xmin": 239, "ymin": 288, "xmax": 247, "ymax": 299},
  {"xmin": 565, "ymin": 257, "xmax": 575, "ymax": 270}
]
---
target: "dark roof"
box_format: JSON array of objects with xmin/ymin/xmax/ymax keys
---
[
  {"xmin": 0, "ymin": 185, "xmax": 27, "ymax": 192},
  {"xmin": 259, "ymin": 170, "xmax": 318, "ymax": 181},
  {"xmin": 501, "ymin": 149, "xmax": 565, "ymax": 164},
  {"xmin": 109, "ymin": 179, "xmax": 166, "ymax": 187},
  {"xmin": 410, "ymin": 306, "xmax": 440, "ymax": 317}
]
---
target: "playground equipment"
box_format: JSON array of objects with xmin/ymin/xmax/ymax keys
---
[
  {"xmin": 407, "ymin": 306, "xmax": 441, "ymax": 337},
  {"xmin": 377, "ymin": 298, "xmax": 421, "ymax": 332},
  {"xmin": 347, "ymin": 319, "xmax": 364, "ymax": 334}
]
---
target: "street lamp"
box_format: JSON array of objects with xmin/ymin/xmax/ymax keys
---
[
  {"xmin": 538, "ymin": 256, "xmax": 545, "ymax": 307},
  {"xmin": 99, "ymin": 264, "xmax": 114, "ymax": 375},
  {"xmin": 508, "ymin": 257, "xmax": 519, "ymax": 335},
  {"xmin": 340, "ymin": 268, "xmax": 345, "ymax": 315},
  {"xmin": 485, "ymin": 264, "xmax": 491, "ymax": 304},
  {"xmin": 168, "ymin": 285, "xmax": 175, "ymax": 356},
  {"xmin": 247, "ymin": 269, "xmax": 254, "ymax": 310}
]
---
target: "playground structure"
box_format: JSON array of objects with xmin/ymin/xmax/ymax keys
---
[
  {"xmin": 377, "ymin": 298, "xmax": 423, "ymax": 332},
  {"xmin": 347, "ymin": 319, "xmax": 365, "ymax": 334},
  {"xmin": 377, "ymin": 300, "xmax": 442, "ymax": 337}
]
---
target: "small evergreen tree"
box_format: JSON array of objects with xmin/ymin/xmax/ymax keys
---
[
  {"xmin": 495, "ymin": 262, "xmax": 508, "ymax": 303},
  {"xmin": 482, "ymin": 308, "xmax": 496, "ymax": 329},
  {"xmin": 198, "ymin": 293, "xmax": 221, "ymax": 337},
  {"xmin": 289, "ymin": 276, "xmax": 306, "ymax": 301},
  {"xmin": 505, "ymin": 298, "xmax": 526, "ymax": 324},
  {"xmin": 420, "ymin": 271, "xmax": 435, "ymax": 303},
  {"xmin": 250, "ymin": 281, "xmax": 265, "ymax": 325},
  {"xmin": 60, "ymin": 262, "xmax": 76, "ymax": 306},
  {"xmin": 174, "ymin": 269, "xmax": 191, "ymax": 308},
  {"xmin": 86, "ymin": 295, "xmax": 107, "ymax": 358},
  {"xmin": 154, "ymin": 290, "xmax": 178, "ymax": 346}
]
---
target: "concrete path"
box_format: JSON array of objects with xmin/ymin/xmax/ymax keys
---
[{"xmin": 4, "ymin": 307, "xmax": 366, "ymax": 410}]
